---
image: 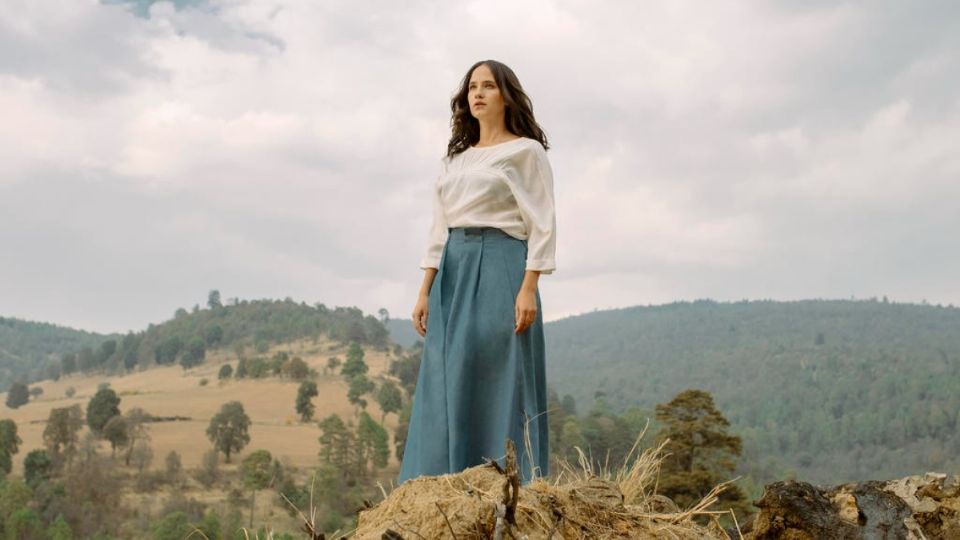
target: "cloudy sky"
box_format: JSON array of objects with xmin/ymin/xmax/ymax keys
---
[{"xmin": 2, "ymin": 0, "xmax": 959, "ymax": 334}]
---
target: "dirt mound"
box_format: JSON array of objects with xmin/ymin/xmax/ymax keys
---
[{"xmin": 355, "ymin": 441, "xmax": 729, "ymax": 539}]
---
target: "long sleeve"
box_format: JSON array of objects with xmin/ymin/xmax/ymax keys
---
[
  {"xmin": 506, "ymin": 144, "xmax": 557, "ymax": 275},
  {"xmin": 418, "ymin": 166, "xmax": 449, "ymax": 270}
]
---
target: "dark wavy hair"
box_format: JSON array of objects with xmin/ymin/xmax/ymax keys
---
[{"xmin": 446, "ymin": 60, "xmax": 549, "ymax": 158}]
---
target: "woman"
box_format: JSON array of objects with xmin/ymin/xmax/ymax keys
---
[{"xmin": 399, "ymin": 60, "xmax": 557, "ymax": 486}]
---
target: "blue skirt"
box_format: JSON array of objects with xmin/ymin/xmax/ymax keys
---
[{"xmin": 398, "ymin": 226, "xmax": 549, "ymax": 485}]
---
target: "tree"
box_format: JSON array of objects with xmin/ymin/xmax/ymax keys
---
[
  {"xmin": 180, "ymin": 337, "xmax": 206, "ymax": 369},
  {"xmin": 152, "ymin": 511, "xmax": 193, "ymax": 540},
  {"xmin": 389, "ymin": 344, "xmax": 422, "ymax": 397},
  {"xmin": 123, "ymin": 407, "xmax": 151, "ymax": 466},
  {"xmin": 193, "ymin": 449, "xmax": 220, "ymax": 488},
  {"xmin": 86, "ymin": 387, "xmax": 121, "ymax": 435},
  {"xmin": 206, "ymin": 401, "xmax": 251, "ymax": 463},
  {"xmin": 197, "ymin": 510, "xmax": 222, "ymax": 540},
  {"xmin": 655, "ymin": 389, "xmax": 748, "ymax": 516},
  {"xmin": 154, "ymin": 336, "xmax": 183, "ymax": 365},
  {"xmin": 5, "ymin": 508, "xmax": 44, "ymax": 538},
  {"xmin": 23, "ymin": 449, "xmax": 52, "ymax": 488},
  {"xmin": 0, "ymin": 419, "xmax": 21, "ymax": 477},
  {"xmin": 165, "ymin": 450, "xmax": 183, "ymax": 486},
  {"xmin": 43, "ymin": 404, "xmax": 84, "ymax": 466},
  {"xmin": 348, "ymin": 374, "xmax": 375, "ymax": 412},
  {"xmin": 376, "ymin": 381, "xmax": 403, "ymax": 424},
  {"xmin": 218, "ymin": 364, "xmax": 233, "ymax": 380},
  {"xmin": 326, "ymin": 356, "xmax": 341, "ymax": 375},
  {"xmin": 394, "ymin": 401, "xmax": 412, "ymax": 461},
  {"xmin": 130, "ymin": 439, "xmax": 154, "ymax": 474},
  {"xmin": 5, "ymin": 381, "xmax": 29, "ymax": 409},
  {"xmin": 0, "ymin": 480, "xmax": 32, "ymax": 528},
  {"xmin": 283, "ymin": 356, "xmax": 310, "ymax": 380},
  {"xmin": 61, "ymin": 353, "xmax": 78, "ymax": 375},
  {"xmin": 96, "ymin": 339, "xmax": 117, "ymax": 367},
  {"xmin": 46, "ymin": 514, "xmax": 73, "ymax": 540},
  {"xmin": 241, "ymin": 449, "xmax": 273, "ymax": 528},
  {"xmin": 296, "ymin": 381, "xmax": 318, "ymax": 422},
  {"xmin": 341, "ymin": 342, "xmax": 368, "ymax": 380},
  {"xmin": 77, "ymin": 347, "xmax": 95, "ymax": 372},
  {"xmin": 205, "ymin": 325, "xmax": 224, "ymax": 346},
  {"xmin": 121, "ymin": 332, "xmax": 141, "ymax": 371},
  {"xmin": 208, "ymin": 289, "xmax": 223, "ymax": 309},
  {"xmin": 102, "ymin": 415, "xmax": 129, "ymax": 456},
  {"xmin": 356, "ymin": 411, "xmax": 389, "ymax": 478},
  {"xmin": 318, "ymin": 414, "xmax": 355, "ymax": 480}
]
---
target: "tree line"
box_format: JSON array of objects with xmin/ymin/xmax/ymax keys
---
[{"xmin": 1, "ymin": 291, "xmax": 393, "ymax": 393}]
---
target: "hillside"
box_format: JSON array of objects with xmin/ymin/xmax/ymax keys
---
[
  {"xmin": 1, "ymin": 337, "xmax": 400, "ymax": 474},
  {"xmin": 0, "ymin": 316, "xmax": 112, "ymax": 390},
  {"xmin": 384, "ymin": 318, "xmax": 420, "ymax": 349},
  {"xmin": 0, "ymin": 335, "xmax": 406, "ymax": 535},
  {"xmin": 543, "ymin": 298, "xmax": 960, "ymax": 485},
  {"xmin": 1, "ymin": 296, "xmax": 391, "ymax": 391}
]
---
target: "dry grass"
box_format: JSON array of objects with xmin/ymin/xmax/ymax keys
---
[
  {"xmin": 0, "ymin": 337, "xmax": 401, "ymax": 475},
  {"xmin": 347, "ymin": 420, "xmax": 736, "ymax": 540}
]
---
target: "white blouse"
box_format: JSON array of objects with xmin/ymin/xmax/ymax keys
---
[{"xmin": 419, "ymin": 137, "xmax": 557, "ymax": 275}]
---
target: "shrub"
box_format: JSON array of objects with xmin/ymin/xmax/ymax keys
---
[{"xmin": 218, "ymin": 364, "xmax": 233, "ymax": 380}]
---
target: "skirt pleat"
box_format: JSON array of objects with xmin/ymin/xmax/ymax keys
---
[{"xmin": 398, "ymin": 226, "xmax": 549, "ymax": 485}]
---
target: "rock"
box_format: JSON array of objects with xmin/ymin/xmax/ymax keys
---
[
  {"xmin": 745, "ymin": 473, "xmax": 960, "ymax": 540},
  {"xmin": 747, "ymin": 480, "xmax": 859, "ymax": 539}
]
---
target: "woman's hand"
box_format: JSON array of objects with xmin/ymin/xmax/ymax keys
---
[
  {"xmin": 515, "ymin": 287, "xmax": 538, "ymax": 334},
  {"xmin": 412, "ymin": 293, "xmax": 429, "ymax": 337}
]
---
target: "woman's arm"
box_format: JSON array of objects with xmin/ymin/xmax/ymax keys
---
[
  {"xmin": 515, "ymin": 269, "xmax": 541, "ymax": 334},
  {"xmin": 412, "ymin": 267, "xmax": 438, "ymax": 337}
]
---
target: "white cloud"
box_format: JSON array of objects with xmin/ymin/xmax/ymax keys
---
[{"xmin": 1, "ymin": 0, "xmax": 959, "ymax": 333}]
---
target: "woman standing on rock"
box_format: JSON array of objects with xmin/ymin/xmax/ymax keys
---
[{"xmin": 400, "ymin": 59, "xmax": 557, "ymax": 485}]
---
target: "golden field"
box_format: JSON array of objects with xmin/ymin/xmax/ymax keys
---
[{"xmin": 0, "ymin": 337, "xmax": 404, "ymax": 479}]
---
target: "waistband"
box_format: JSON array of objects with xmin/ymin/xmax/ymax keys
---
[{"xmin": 447, "ymin": 226, "xmax": 513, "ymax": 241}]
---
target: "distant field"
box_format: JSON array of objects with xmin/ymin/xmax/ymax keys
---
[{"xmin": 1, "ymin": 337, "xmax": 403, "ymax": 479}]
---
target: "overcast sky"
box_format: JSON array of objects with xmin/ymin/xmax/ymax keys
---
[{"xmin": 2, "ymin": 0, "xmax": 959, "ymax": 334}]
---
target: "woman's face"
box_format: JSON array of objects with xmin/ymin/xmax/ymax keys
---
[{"xmin": 468, "ymin": 64, "xmax": 505, "ymax": 121}]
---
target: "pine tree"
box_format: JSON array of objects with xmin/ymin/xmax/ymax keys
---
[
  {"xmin": 318, "ymin": 414, "xmax": 355, "ymax": 482},
  {"xmin": 241, "ymin": 449, "xmax": 273, "ymax": 528},
  {"xmin": 341, "ymin": 342, "xmax": 368, "ymax": 380},
  {"xmin": 356, "ymin": 411, "xmax": 389, "ymax": 478},
  {"xmin": 655, "ymin": 389, "xmax": 748, "ymax": 518},
  {"xmin": 375, "ymin": 381, "xmax": 403, "ymax": 424},
  {"xmin": 348, "ymin": 374, "xmax": 375, "ymax": 412},
  {"xmin": 296, "ymin": 381, "xmax": 318, "ymax": 422},
  {"xmin": 0, "ymin": 419, "xmax": 21, "ymax": 477}
]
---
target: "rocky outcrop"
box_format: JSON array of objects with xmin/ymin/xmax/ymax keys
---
[{"xmin": 743, "ymin": 473, "xmax": 960, "ymax": 539}]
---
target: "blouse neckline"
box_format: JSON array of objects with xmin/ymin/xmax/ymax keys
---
[{"xmin": 469, "ymin": 137, "xmax": 528, "ymax": 150}]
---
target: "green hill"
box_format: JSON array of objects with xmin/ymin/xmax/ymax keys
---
[
  {"xmin": 385, "ymin": 318, "xmax": 421, "ymax": 349},
  {"xmin": 544, "ymin": 298, "xmax": 960, "ymax": 484},
  {"xmin": 0, "ymin": 316, "xmax": 112, "ymax": 390},
  {"xmin": 1, "ymin": 296, "xmax": 391, "ymax": 390}
]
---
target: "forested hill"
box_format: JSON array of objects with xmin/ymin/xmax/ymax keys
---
[
  {"xmin": 0, "ymin": 316, "xmax": 111, "ymax": 390},
  {"xmin": 544, "ymin": 298, "xmax": 960, "ymax": 484},
  {"xmin": 0, "ymin": 295, "xmax": 392, "ymax": 391}
]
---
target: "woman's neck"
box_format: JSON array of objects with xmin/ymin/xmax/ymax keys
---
[{"xmin": 476, "ymin": 119, "xmax": 515, "ymax": 146}]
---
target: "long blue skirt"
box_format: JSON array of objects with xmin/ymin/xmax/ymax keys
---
[{"xmin": 398, "ymin": 226, "xmax": 549, "ymax": 485}]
